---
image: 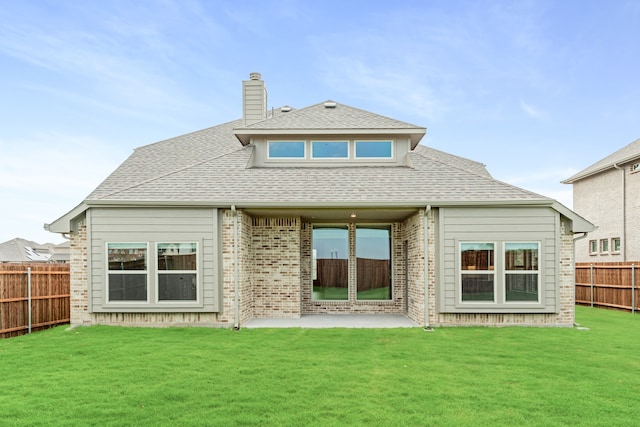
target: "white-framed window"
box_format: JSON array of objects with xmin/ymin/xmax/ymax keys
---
[
  {"xmin": 600, "ymin": 238, "xmax": 609, "ymax": 253},
  {"xmin": 157, "ymin": 243, "xmax": 198, "ymax": 301},
  {"xmin": 612, "ymin": 238, "xmax": 621, "ymax": 253},
  {"xmin": 589, "ymin": 240, "xmax": 598, "ymax": 255},
  {"xmin": 354, "ymin": 140, "xmax": 393, "ymax": 159},
  {"xmin": 459, "ymin": 241, "xmax": 540, "ymax": 304},
  {"xmin": 311, "ymin": 141, "xmax": 349, "ymax": 159},
  {"xmin": 107, "ymin": 243, "xmax": 148, "ymax": 302},
  {"xmin": 504, "ymin": 242, "xmax": 539, "ymax": 303},
  {"xmin": 460, "ymin": 242, "xmax": 495, "ymax": 302},
  {"xmin": 268, "ymin": 141, "xmax": 305, "ymax": 159}
]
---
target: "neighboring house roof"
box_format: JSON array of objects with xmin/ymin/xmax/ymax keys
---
[
  {"xmin": 0, "ymin": 238, "xmax": 67, "ymax": 263},
  {"xmin": 46, "ymin": 100, "xmax": 594, "ymax": 233},
  {"xmin": 562, "ymin": 137, "xmax": 640, "ymax": 183}
]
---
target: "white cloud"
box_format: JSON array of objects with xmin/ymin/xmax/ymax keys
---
[{"xmin": 520, "ymin": 100, "xmax": 548, "ymax": 120}]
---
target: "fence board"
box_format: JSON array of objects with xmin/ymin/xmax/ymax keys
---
[
  {"xmin": 0, "ymin": 263, "xmax": 70, "ymax": 338},
  {"xmin": 575, "ymin": 262, "xmax": 639, "ymax": 312}
]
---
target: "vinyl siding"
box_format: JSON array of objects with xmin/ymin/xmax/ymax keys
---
[
  {"xmin": 439, "ymin": 207, "xmax": 558, "ymax": 313},
  {"xmin": 89, "ymin": 207, "xmax": 220, "ymax": 313}
]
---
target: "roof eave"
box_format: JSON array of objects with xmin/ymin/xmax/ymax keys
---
[
  {"xmin": 233, "ymin": 128, "xmax": 427, "ymax": 147},
  {"xmin": 44, "ymin": 202, "xmax": 88, "ymax": 234},
  {"xmin": 563, "ymin": 153, "xmax": 640, "ymax": 183}
]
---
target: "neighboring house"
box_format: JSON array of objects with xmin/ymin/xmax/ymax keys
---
[
  {"xmin": 0, "ymin": 238, "xmax": 69, "ymax": 263},
  {"xmin": 562, "ymin": 138, "xmax": 640, "ymax": 263},
  {"xmin": 46, "ymin": 72, "xmax": 593, "ymax": 328}
]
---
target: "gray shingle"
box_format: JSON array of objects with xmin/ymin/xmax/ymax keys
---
[{"xmin": 86, "ymin": 102, "xmax": 548, "ymax": 205}]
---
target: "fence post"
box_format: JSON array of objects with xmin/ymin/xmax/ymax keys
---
[
  {"xmin": 27, "ymin": 267, "xmax": 32, "ymax": 334},
  {"xmin": 590, "ymin": 263, "xmax": 594, "ymax": 307},
  {"xmin": 632, "ymin": 264, "xmax": 636, "ymax": 315}
]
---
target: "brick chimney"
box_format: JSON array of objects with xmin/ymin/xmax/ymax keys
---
[{"xmin": 242, "ymin": 72, "xmax": 267, "ymax": 125}]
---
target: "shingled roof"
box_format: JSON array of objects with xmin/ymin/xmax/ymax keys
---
[
  {"xmin": 85, "ymin": 101, "xmax": 547, "ymax": 205},
  {"xmin": 563, "ymin": 137, "xmax": 640, "ymax": 183}
]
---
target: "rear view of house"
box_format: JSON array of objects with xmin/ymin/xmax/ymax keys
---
[{"xmin": 46, "ymin": 73, "xmax": 593, "ymax": 328}]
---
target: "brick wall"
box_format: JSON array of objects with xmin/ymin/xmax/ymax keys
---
[
  {"xmin": 69, "ymin": 217, "xmax": 90, "ymax": 325},
  {"xmin": 402, "ymin": 210, "xmax": 425, "ymax": 325},
  {"xmin": 573, "ymin": 168, "xmax": 624, "ymax": 262},
  {"xmin": 251, "ymin": 217, "xmax": 301, "ymax": 318}
]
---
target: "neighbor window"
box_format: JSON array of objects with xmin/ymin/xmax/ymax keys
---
[
  {"xmin": 356, "ymin": 226, "xmax": 392, "ymax": 300},
  {"xmin": 157, "ymin": 243, "xmax": 198, "ymax": 301},
  {"xmin": 355, "ymin": 141, "xmax": 393, "ymax": 158},
  {"xmin": 589, "ymin": 240, "xmax": 598, "ymax": 254},
  {"xmin": 107, "ymin": 243, "xmax": 148, "ymax": 301},
  {"xmin": 460, "ymin": 243, "xmax": 495, "ymax": 302},
  {"xmin": 600, "ymin": 239, "xmax": 609, "ymax": 253},
  {"xmin": 505, "ymin": 243, "xmax": 539, "ymax": 302},
  {"xmin": 312, "ymin": 226, "xmax": 349, "ymax": 301},
  {"xmin": 612, "ymin": 238, "xmax": 621, "ymax": 253},
  {"xmin": 311, "ymin": 141, "xmax": 348, "ymax": 158},
  {"xmin": 268, "ymin": 141, "xmax": 305, "ymax": 158}
]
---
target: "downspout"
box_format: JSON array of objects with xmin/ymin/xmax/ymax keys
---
[
  {"xmin": 231, "ymin": 205, "xmax": 240, "ymax": 330},
  {"xmin": 424, "ymin": 205, "xmax": 432, "ymax": 330},
  {"xmin": 613, "ymin": 163, "xmax": 626, "ymax": 261}
]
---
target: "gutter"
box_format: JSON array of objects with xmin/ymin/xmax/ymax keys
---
[{"xmin": 231, "ymin": 205, "xmax": 240, "ymax": 330}]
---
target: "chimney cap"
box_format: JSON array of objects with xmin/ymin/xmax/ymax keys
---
[{"xmin": 249, "ymin": 72, "xmax": 262, "ymax": 80}]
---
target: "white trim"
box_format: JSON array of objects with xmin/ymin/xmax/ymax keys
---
[
  {"xmin": 156, "ymin": 242, "xmax": 200, "ymax": 304},
  {"xmin": 105, "ymin": 242, "xmax": 149, "ymax": 303},
  {"xmin": 503, "ymin": 241, "xmax": 541, "ymax": 304}
]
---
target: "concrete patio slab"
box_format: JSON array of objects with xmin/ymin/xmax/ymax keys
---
[{"xmin": 243, "ymin": 314, "xmax": 418, "ymax": 329}]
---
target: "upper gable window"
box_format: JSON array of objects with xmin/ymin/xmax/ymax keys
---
[
  {"xmin": 268, "ymin": 141, "xmax": 305, "ymax": 159},
  {"xmin": 355, "ymin": 141, "xmax": 393, "ymax": 158},
  {"xmin": 312, "ymin": 141, "xmax": 349, "ymax": 159}
]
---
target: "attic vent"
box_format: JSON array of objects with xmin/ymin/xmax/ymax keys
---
[
  {"xmin": 281, "ymin": 106, "xmax": 292, "ymax": 112},
  {"xmin": 631, "ymin": 163, "xmax": 640, "ymax": 173},
  {"xmin": 324, "ymin": 101, "xmax": 337, "ymax": 108}
]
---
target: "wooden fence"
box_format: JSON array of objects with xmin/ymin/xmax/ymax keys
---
[
  {"xmin": 0, "ymin": 264, "xmax": 70, "ymax": 338},
  {"xmin": 575, "ymin": 262, "xmax": 639, "ymax": 312}
]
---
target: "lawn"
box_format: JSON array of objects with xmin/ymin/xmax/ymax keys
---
[{"xmin": 1, "ymin": 306, "xmax": 639, "ymax": 426}]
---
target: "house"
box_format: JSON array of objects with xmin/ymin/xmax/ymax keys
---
[
  {"xmin": 46, "ymin": 72, "xmax": 593, "ymax": 328},
  {"xmin": 562, "ymin": 138, "xmax": 640, "ymax": 263},
  {"xmin": 0, "ymin": 238, "xmax": 69, "ymax": 263}
]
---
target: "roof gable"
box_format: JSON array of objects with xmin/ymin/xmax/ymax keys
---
[{"xmin": 233, "ymin": 101, "xmax": 426, "ymax": 147}]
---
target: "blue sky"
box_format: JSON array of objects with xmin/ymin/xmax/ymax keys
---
[{"xmin": 1, "ymin": 0, "xmax": 639, "ymax": 244}]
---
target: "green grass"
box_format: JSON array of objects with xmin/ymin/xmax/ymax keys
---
[
  {"xmin": 1, "ymin": 306, "xmax": 639, "ymax": 426},
  {"xmin": 313, "ymin": 286, "xmax": 391, "ymax": 300}
]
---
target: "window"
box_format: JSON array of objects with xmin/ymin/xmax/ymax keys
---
[
  {"xmin": 612, "ymin": 238, "xmax": 621, "ymax": 253},
  {"xmin": 355, "ymin": 141, "xmax": 393, "ymax": 158},
  {"xmin": 157, "ymin": 243, "xmax": 198, "ymax": 301},
  {"xmin": 460, "ymin": 243, "xmax": 495, "ymax": 302},
  {"xmin": 600, "ymin": 239, "xmax": 609, "ymax": 253},
  {"xmin": 107, "ymin": 243, "xmax": 147, "ymax": 301},
  {"xmin": 589, "ymin": 240, "xmax": 598, "ymax": 255},
  {"xmin": 505, "ymin": 243, "xmax": 539, "ymax": 302},
  {"xmin": 268, "ymin": 141, "xmax": 305, "ymax": 158},
  {"xmin": 312, "ymin": 226, "xmax": 349, "ymax": 300},
  {"xmin": 356, "ymin": 226, "xmax": 391, "ymax": 300},
  {"xmin": 311, "ymin": 141, "xmax": 348, "ymax": 158}
]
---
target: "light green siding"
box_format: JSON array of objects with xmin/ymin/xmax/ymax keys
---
[
  {"xmin": 88, "ymin": 207, "xmax": 220, "ymax": 313},
  {"xmin": 438, "ymin": 207, "xmax": 559, "ymax": 314}
]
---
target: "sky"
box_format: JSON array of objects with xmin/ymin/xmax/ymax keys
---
[{"xmin": 1, "ymin": 0, "xmax": 639, "ymax": 244}]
